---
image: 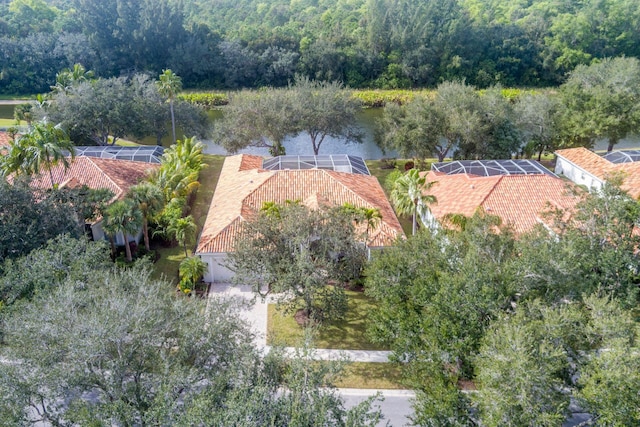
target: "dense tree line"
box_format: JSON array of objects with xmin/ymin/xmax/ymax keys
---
[
  {"xmin": 1, "ymin": 0, "xmax": 639, "ymax": 94},
  {"xmin": 376, "ymin": 57, "xmax": 640, "ymax": 158},
  {"xmin": 365, "ymin": 179, "xmax": 640, "ymax": 425}
]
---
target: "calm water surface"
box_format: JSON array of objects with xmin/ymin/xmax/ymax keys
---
[{"xmin": 2, "ymin": 103, "xmax": 639, "ymax": 159}]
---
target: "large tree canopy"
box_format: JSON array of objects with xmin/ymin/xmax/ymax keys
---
[
  {"xmin": 365, "ymin": 180, "xmax": 640, "ymax": 425},
  {"xmin": 1, "ymin": 0, "xmax": 640, "ymax": 93},
  {"xmin": 0, "ymin": 178, "xmax": 81, "ymax": 263},
  {"xmin": 214, "ymin": 76, "xmax": 362, "ymax": 156},
  {"xmin": 228, "ymin": 202, "xmax": 367, "ymax": 322},
  {"xmin": 41, "ymin": 72, "xmax": 208, "ymax": 147},
  {"xmin": 0, "ymin": 246, "xmax": 381, "ymax": 426},
  {"xmin": 376, "ymin": 82, "xmax": 521, "ymax": 161},
  {"xmin": 560, "ymin": 57, "xmax": 640, "ymax": 151}
]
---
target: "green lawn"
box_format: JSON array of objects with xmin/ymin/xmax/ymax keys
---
[
  {"xmin": 114, "ymin": 138, "xmax": 140, "ymax": 147},
  {"xmin": 0, "ymin": 118, "xmax": 23, "ymax": 127},
  {"xmin": 334, "ymin": 362, "xmax": 405, "ymax": 389},
  {"xmin": 267, "ymin": 290, "xmax": 389, "ymax": 351},
  {"xmin": 151, "ymin": 246, "xmax": 190, "ymax": 284}
]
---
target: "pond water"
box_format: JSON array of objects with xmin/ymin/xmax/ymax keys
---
[
  {"xmin": 203, "ymin": 108, "xmax": 393, "ymax": 159},
  {"xmin": 2, "ymin": 103, "xmax": 639, "ymax": 159}
]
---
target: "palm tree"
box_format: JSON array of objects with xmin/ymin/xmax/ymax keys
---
[
  {"xmin": 128, "ymin": 182, "xmax": 165, "ymax": 251},
  {"xmin": 1, "ymin": 122, "xmax": 75, "ymax": 188},
  {"xmin": 341, "ymin": 203, "xmax": 382, "ymax": 241},
  {"xmin": 52, "ymin": 63, "xmax": 94, "ymax": 94},
  {"xmin": 390, "ymin": 169, "xmax": 437, "ymax": 235},
  {"xmin": 179, "ymin": 256, "xmax": 208, "ymax": 294},
  {"xmin": 168, "ymin": 215, "xmax": 197, "ymax": 257},
  {"xmin": 166, "ymin": 136, "xmax": 206, "ymax": 172},
  {"xmin": 157, "ymin": 69, "xmax": 182, "ymax": 145},
  {"xmin": 104, "ymin": 199, "xmax": 143, "ymax": 262}
]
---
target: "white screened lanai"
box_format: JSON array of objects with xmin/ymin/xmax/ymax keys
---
[
  {"xmin": 73, "ymin": 146, "xmax": 164, "ymax": 164},
  {"xmin": 262, "ymin": 155, "xmax": 370, "ymax": 175},
  {"xmin": 431, "ymin": 159, "xmax": 555, "ymax": 177}
]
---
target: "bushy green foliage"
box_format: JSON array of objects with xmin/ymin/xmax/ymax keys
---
[
  {"xmin": 0, "ymin": 178, "xmax": 82, "ymax": 263},
  {"xmin": 0, "ymin": 235, "xmax": 110, "ymax": 306},
  {"xmin": 351, "ymin": 90, "xmax": 428, "ymax": 108},
  {"xmin": 376, "ymin": 81, "xmax": 522, "ymax": 161},
  {"xmin": 229, "ymin": 202, "xmax": 367, "ymax": 323},
  {"xmin": 2, "ymin": 0, "xmax": 640, "ymax": 93},
  {"xmin": 179, "ymin": 92, "xmax": 229, "ymax": 108},
  {"xmin": 366, "ymin": 181, "xmax": 640, "ymax": 425},
  {"xmin": 0, "ymin": 240, "xmax": 382, "ymax": 425}
]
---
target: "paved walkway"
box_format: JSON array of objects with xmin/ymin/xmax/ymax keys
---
[{"xmin": 207, "ymin": 283, "xmax": 393, "ymax": 362}]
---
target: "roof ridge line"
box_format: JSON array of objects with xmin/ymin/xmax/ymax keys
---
[
  {"xmin": 326, "ymin": 170, "xmax": 400, "ymax": 232},
  {"xmin": 478, "ymin": 175, "xmax": 503, "ymax": 207},
  {"xmin": 85, "ymin": 156, "xmax": 124, "ymax": 195},
  {"xmin": 197, "ymin": 215, "xmax": 244, "ymax": 252},
  {"xmin": 325, "ymin": 169, "xmax": 380, "ymax": 210}
]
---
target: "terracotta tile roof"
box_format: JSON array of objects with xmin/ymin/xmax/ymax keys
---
[
  {"xmin": 196, "ymin": 154, "xmax": 404, "ymax": 253},
  {"xmin": 25, "ymin": 156, "xmax": 159, "ymax": 200},
  {"xmin": 555, "ymin": 147, "xmax": 640, "ymax": 198},
  {"xmin": 238, "ymin": 154, "xmax": 264, "ymax": 171},
  {"xmin": 423, "ymin": 171, "xmax": 580, "ymax": 234},
  {"xmin": 0, "ymin": 131, "xmax": 13, "ymax": 150}
]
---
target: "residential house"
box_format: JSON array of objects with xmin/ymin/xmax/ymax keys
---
[
  {"xmin": 195, "ymin": 154, "xmax": 404, "ymax": 283},
  {"xmin": 0, "ymin": 131, "xmax": 12, "ymax": 150},
  {"xmin": 555, "ymin": 147, "xmax": 640, "ymax": 199},
  {"xmin": 21, "ymin": 156, "xmax": 158, "ymax": 244},
  {"xmin": 420, "ymin": 159, "xmax": 580, "ymax": 234}
]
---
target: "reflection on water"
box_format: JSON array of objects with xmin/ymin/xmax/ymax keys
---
[
  {"xmin": 203, "ymin": 108, "xmax": 395, "ymax": 159},
  {"xmin": 3, "ymin": 103, "xmax": 639, "ymax": 159},
  {"xmin": 203, "ymin": 107, "xmax": 640, "ymax": 159}
]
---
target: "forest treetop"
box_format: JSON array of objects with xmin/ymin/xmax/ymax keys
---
[{"xmin": 1, "ymin": 0, "xmax": 639, "ymax": 94}]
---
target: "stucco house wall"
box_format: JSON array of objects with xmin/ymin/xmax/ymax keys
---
[
  {"xmin": 199, "ymin": 253, "xmax": 235, "ymax": 283},
  {"xmin": 554, "ymin": 156, "xmax": 603, "ymax": 191}
]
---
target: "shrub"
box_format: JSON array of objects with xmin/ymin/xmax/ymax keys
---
[
  {"xmin": 179, "ymin": 92, "xmax": 229, "ymax": 108},
  {"xmin": 380, "ymin": 157, "xmax": 397, "ymax": 169}
]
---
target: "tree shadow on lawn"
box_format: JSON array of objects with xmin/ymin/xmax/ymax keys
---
[{"xmin": 268, "ymin": 290, "xmax": 389, "ymax": 351}]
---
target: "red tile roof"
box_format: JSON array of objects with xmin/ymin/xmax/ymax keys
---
[
  {"xmin": 0, "ymin": 131, "xmax": 13, "ymax": 149},
  {"xmin": 555, "ymin": 147, "xmax": 640, "ymax": 199},
  {"xmin": 25, "ymin": 156, "xmax": 159, "ymax": 200},
  {"xmin": 423, "ymin": 171, "xmax": 581, "ymax": 234},
  {"xmin": 196, "ymin": 154, "xmax": 404, "ymax": 253}
]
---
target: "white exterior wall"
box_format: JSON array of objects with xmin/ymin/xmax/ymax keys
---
[
  {"xmin": 91, "ymin": 219, "xmax": 106, "ymax": 242},
  {"xmin": 555, "ymin": 156, "xmax": 603, "ymax": 192},
  {"xmin": 199, "ymin": 253, "xmax": 235, "ymax": 283}
]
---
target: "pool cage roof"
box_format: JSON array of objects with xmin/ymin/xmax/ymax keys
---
[
  {"xmin": 73, "ymin": 146, "xmax": 164, "ymax": 164},
  {"xmin": 602, "ymin": 150, "xmax": 640, "ymax": 164},
  {"xmin": 431, "ymin": 159, "xmax": 556, "ymax": 177},
  {"xmin": 262, "ymin": 155, "xmax": 370, "ymax": 175}
]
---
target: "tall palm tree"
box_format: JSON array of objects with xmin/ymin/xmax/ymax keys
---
[
  {"xmin": 168, "ymin": 215, "xmax": 197, "ymax": 257},
  {"xmin": 104, "ymin": 199, "xmax": 143, "ymax": 262},
  {"xmin": 128, "ymin": 182, "xmax": 165, "ymax": 251},
  {"xmin": 1, "ymin": 122, "xmax": 75, "ymax": 188},
  {"xmin": 390, "ymin": 169, "xmax": 437, "ymax": 235},
  {"xmin": 157, "ymin": 69, "xmax": 182, "ymax": 145}
]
